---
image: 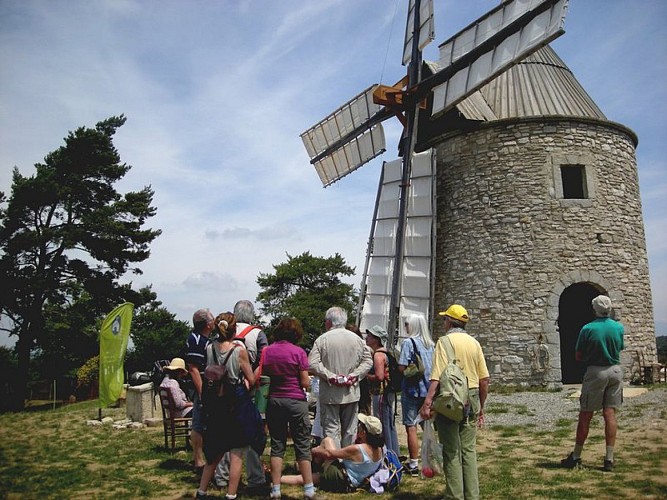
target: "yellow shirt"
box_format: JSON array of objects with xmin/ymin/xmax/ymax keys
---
[{"xmin": 431, "ymin": 330, "xmax": 489, "ymax": 388}]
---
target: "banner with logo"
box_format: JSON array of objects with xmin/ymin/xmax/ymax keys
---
[{"xmin": 99, "ymin": 302, "xmax": 134, "ymax": 408}]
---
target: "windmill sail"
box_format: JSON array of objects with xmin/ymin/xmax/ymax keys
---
[
  {"xmin": 402, "ymin": 0, "xmax": 435, "ymax": 66},
  {"xmin": 300, "ymin": 85, "xmax": 387, "ymax": 187},
  {"xmin": 359, "ymin": 149, "xmax": 435, "ymax": 340},
  {"xmin": 430, "ymin": 0, "xmax": 569, "ymax": 117}
]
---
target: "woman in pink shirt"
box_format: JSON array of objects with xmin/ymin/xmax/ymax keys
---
[{"xmin": 260, "ymin": 318, "xmax": 315, "ymax": 500}]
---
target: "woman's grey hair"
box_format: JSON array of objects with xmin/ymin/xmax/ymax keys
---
[
  {"xmin": 405, "ymin": 313, "xmax": 435, "ymax": 349},
  {"xmin": 233, "ymin": 300, "xmax": 255, "ymax": 323},
  {"xmin": 325, "ymin": 306, "xmax": 348, "ymax": 329}
]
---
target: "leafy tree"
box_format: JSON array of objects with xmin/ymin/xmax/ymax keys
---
[
  {"xmin": 0, "ymin": 116, "xmax": 161, "ymax": 410},
  {"xmin": 256, "ymin": 252, "xmax": 358, "ymax": 348},
  {"xmin": 125, "ymin": 299, "xmax": 190, "ymax": 374}
]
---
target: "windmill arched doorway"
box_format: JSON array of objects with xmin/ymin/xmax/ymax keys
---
[{"xmin": 558, "ymin": 282, "xmax": 603, "ymax": 383}]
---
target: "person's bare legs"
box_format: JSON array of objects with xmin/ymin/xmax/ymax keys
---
[
  {"xmin": 602, "ymin": 407, "xmax": 617, "ymax": 446},
  {"xmin": 228, "ymin": 448, "xmax": 244, "ymax": 496},
  {"xmin": 281, "ymin": 438, "xmax": 333, "ymax": 486},
  {"xmin": 191, "ymin": 430, "xmax": 206, "ymax": 468},
  {"xmin": 406, "ymin": 425, "xmax": 419, "ymax": 460},
  {"xmin": 270, "ymin": 456, "xmax": 283, "ymax": 488},
  {"xmin": 575, "ymin": 410, "xmax": 594, "ymax": 446},
  {"xmin": 198, "ymin": 454, "xmax": 223, "ymax": 494},
  {"xmin": 298, "ymin": 458, "xmax": 313, "ymax": 488},
  {"xmin": 318, "ymin": 436, "xmax": 337, "ymax": 452}
]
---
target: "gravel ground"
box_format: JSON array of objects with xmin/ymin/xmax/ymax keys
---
[{"xmin": 484, "ymin": 385, "xmax": 667, "ymax": 429}]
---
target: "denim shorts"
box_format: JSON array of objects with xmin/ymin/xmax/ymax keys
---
[
  {"xmin": 191, "ymin": 395, "xmax": 204, "ymax": 433},
  {"xmin": 401, "ymin": 393, "xmax": 425, "ymax": 426}
]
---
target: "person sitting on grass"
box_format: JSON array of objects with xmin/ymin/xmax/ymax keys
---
[{"xmin": 281, "ymin": 413, "xmax": 385, "ymax": 493}]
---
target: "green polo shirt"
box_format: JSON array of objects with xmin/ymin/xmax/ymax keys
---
[{"xmin": 576, "ymin": 317, "xmax": 624, "ymax": 366}]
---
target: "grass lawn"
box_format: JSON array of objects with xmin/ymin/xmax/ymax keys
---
[{"xmin": 1, "ymin": 389, "xmax": 666, "ymax": 499}]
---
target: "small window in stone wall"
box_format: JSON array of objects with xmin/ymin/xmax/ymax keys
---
[{"xmin": 560, "ymin": 164, "xmax": 588, "ymax": 199}]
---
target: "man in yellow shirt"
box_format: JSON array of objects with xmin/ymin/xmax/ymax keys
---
[{"xmin": 420, "ymin": 304, "xmax": 490, "ymax": 500}]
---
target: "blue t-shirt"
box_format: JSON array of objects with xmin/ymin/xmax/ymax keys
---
[
  {"xmin": 398, "ymin": 337, "xmax": 434, "ymax": 398},
  {"xmin": 185, "ymin": 331, "xmax": 211, "ymax": 371},
  {"xmin": 576, "ymin": 317, "xmax": 624, "ymax": 366}
]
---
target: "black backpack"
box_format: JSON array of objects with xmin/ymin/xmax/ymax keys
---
[{"xmin": 375, "ymin": 347, "xmax": 403, "ymax": 393}]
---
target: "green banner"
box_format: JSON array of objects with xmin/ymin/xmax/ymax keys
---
[{"xmin": 99, "ymin": 302, "xmax": 134, "ymax": 408}]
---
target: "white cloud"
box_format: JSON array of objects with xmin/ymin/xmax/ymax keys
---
[{"xmin": 1, "ymin": 0, "xmax": 665, "ymax": 344}]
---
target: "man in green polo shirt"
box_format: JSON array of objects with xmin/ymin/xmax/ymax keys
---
[{"xmin": 561, "ymin": 295, "xmax": 625, "ymax": 472}]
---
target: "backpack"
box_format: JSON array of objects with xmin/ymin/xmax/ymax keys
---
[
  {"xmin": 432, "ymin": 335, "xmax": 469, "ymax": 422},
  {"xmin": 376, "ymin": 347, "xmax": 403, "ymax": 394},
  {"xmin": 202, "ymin": 343, "xmax": 239, "ymax": 405},
  {"xmin": 366, "ymin": 447, "xmax": 403, "ymax": 493},
  {"xmin": 403, "ymin": 338, "xmax": 425, "ymax": 382},
  {"xmin": 150, "ymin": 359, "xmax": 171, "ymax": 390},
  {"xmin": 234, "ymin": 325, "xmax": 260, "ymax": 346}
]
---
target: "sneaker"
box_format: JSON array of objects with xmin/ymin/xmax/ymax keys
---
[
  {"xmin": 603, "ymin": 459, "xmax": 614, "ymax": 472},
  {"xmin": 195, "ymin": 492, "xmax": 207, "ymax": 500},
  {"xmin": 406, "ymin": 465, "xmax": 420, "ymax": 477},
  {"xmin": 560, "ymin": 452, "xmax": 582, "ymax": 469},
  {"xmin": 269, "ymin": 492, "xmax": 281, "ymax": 500}
]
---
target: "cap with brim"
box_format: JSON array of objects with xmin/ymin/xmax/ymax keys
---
[
  {"xmin": 358, "ymin": 413, "xmax": 383, "ymax": 436},
  {"xmin": 438, "ymin": 304, "xmax": 470, "ymax": 323},
  {"xmin": 592, "ymin": 295, "xmax": 612, "ymax": 316},
  {"xmin": 365, "ymin": 325, "xmax": 388, "ymax": 346}
]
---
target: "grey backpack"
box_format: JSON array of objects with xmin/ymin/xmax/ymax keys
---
[{"xmin": 432, "ymin": 336, "xmax": 469, "ymax": 422}]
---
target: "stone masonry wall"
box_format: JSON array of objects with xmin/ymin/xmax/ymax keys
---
[{"xmin": 433, "ymin": 117, "xmax": 656, "ymax": 387}]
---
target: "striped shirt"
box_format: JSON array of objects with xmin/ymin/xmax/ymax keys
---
[{"xmin": 185, "ymin": 331, "xmax": 211, "ymax": 371}]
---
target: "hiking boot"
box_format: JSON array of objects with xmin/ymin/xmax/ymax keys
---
[
  {"xmin": 603, "ymin": 459, "xmax": 614, "ymax": 472},
  {"xmin": 560, "ymin": 452, "xmax": 582, "ymax": 469}
]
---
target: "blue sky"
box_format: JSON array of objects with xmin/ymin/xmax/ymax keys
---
[{"xmin": 1, "ymin": 0, "xmax": 665, "ymax": 347}]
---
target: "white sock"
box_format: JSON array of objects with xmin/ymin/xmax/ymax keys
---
[
  {"xmin": 409, "ymin": 458, "xmax": 418, "ymax": 469},
  {"xmin": 605, "ymin": 446, "xmax": 614, "ymax": 462}
]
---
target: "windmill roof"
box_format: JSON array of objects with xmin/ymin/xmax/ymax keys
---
[{"xmin": 426, "ymin": 45, "xmax": 606, "ymax": 122}]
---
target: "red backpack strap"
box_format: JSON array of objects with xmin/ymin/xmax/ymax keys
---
[{"xmin": 235, "ymin": 325, "xmax": 259, "ymax": 340}]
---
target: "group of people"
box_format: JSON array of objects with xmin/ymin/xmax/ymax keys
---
[{"xmin": 157, "ymin": 293, "xmax": 624, "ymax": 500}]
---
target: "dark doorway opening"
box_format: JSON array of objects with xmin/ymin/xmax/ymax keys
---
[{"xmin": 558, "ymin": 282, "xmax": 602, "ymax": 383}]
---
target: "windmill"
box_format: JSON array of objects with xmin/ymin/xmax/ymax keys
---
[{"xmin": 300, "ymin": 0, "xmax": 570, "ymax": 346}]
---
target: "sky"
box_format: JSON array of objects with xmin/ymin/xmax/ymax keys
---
[{"xmin": 1, "ymin": 0, "xmax": 665, "ymax": 347}]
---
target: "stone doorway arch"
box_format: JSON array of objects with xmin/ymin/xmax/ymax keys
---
[{"xmin": 558, "ymin": 282, "xmax": 605, "ymax": 383}]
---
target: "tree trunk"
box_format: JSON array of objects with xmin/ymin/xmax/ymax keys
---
[{"xmin": 10, "ymin": 333, "xmax": 32, "ymax": 411}]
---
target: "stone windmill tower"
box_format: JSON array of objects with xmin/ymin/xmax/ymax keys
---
[
  {"xmin": 418, "ymin": 45, "xmax": 656, "ymax": 386},
  {"xmin": 301, "ymin": 0, "xmax": 657, "ymax": 387}
]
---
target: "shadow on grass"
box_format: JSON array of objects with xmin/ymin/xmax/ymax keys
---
[{"xmin": 536, "ymin": 461, "xmax": 569, "ymax": 470}]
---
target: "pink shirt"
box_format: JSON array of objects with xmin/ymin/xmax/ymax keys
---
[{"xmin": 261, "ymin": 340, "xmax": 309, "ymax": 400}]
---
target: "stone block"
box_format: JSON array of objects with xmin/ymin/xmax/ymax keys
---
[{"xmin": 126, "ymin": 382, "xmax": 160, "ymax": 422}]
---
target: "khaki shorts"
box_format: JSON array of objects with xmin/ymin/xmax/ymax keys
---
[{"xmin": 580, "ymin": 365, "xmax": 623, "ymax": 412}]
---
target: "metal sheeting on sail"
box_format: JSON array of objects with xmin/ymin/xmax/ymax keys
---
[
  {"xmin": 403, "ymin": 0, "xmax": 435, "ymax": 66},
  {"xmin": 359, "ymin": 150, "xmax": 435, "ymax": 342},
  {"xmin": 431, "ymin": 0, "xmax": 569, "ymax": 118},
  {"xmin": 300, "ymin": 85, "xmax": 386, "ymax": 187}
]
